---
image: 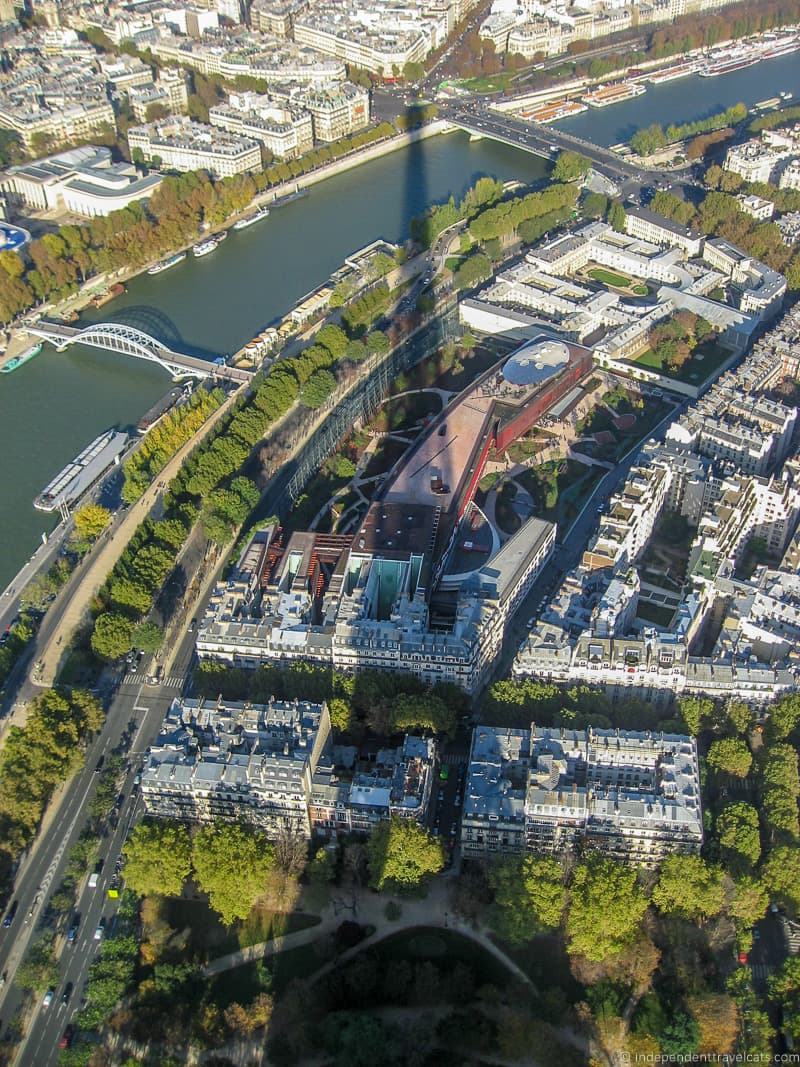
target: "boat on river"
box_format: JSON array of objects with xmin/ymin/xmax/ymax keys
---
[
  {"xmin": 148, "ymin": 252, "xmax": 187, "ymax": 275},
  {"xmin": 1, "ymin": 342, "xmax": 42, "ymax": 374},
  {"xmin": 233, "ymin": 205, "xmax": 270, "ymax": 230}
]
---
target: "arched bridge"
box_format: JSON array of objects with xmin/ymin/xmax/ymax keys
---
[{"xmin": 28, "ymin": 319, "xmax": 253, "ymax": 383}]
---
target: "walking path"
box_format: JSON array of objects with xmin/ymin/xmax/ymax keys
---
[{"xmin": 203, "ymin": 876, "xmax": 535, "ymax": 992}]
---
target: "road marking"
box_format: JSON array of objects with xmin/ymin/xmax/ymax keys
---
[{"xmin": 133, "ymin": 705, "xmax": 149, "ymax": 713}]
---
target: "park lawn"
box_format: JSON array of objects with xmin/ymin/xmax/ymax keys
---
[
  {"xmin": 454, "ymin": 71, "xmax": 516, "ymax": 93},
  {"xmin": 588, "ymin": 267, "xmax": 633, "ymax": 288},
  {"xmin": 631, "ymin": 284, "xmax": 649, "ymax": 295},
  {"xmin": 162, "ymin": 897, "xmax": 321, "ymax": 959}
]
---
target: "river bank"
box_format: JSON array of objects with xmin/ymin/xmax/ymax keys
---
[{"xmin": 1, "ymin": 122, "xmax": 458, "ymax": 365}]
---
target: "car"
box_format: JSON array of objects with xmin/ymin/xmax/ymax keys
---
[
  {"xmin": 439, "ymin": 765, "xmax": 450, "ymax": 782},
  {"xmin": 58, "ymin": 1026, "xmax": 74, "ymax": 1050},
  {"xmin": 0, "ymin": 970, "xmax": 7, "ymax": 989},
  {"xmin": 61, "ymin": 982, "xmax": 73, "ymax": 1004},
  {"xmin": 43, "ymin": 988, "xmax": 55, "ymax": 1008},
  {"xmin": 3, "ymin": 901, "xmax": 18, "ymax": 928},
  {"xmin": 771, "ymin": 903, "xmax": 780, "ymax": 913},
  {"xmin": 94, "ymin": 919, "xmax": 106, "ymax": 941},
  {"xmin": 188, "ymin": 618, "xmax": 197, "ymax": 633},
  {"xmin": 737, "ymin": 951, "xmax": 749, "ymax": 965},
  {"xmin": 753, "ymin": 928, "xmax": 761, "ymax": 941},
  {"xmin": 94, "ymin": 755, "xmax": 105, "ymax": 773},
  {"xmin": 67, "ymin": 920, "xmax": 79, "ymax": 943}
]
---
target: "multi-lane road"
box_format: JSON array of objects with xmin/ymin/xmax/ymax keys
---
[{"xmin": 0, "ymin": 627, "xmax": 197, "ymax": 1066}]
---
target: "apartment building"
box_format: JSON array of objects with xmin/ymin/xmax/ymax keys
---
[
  {"xmin": 308, "ymin": 735, "xmax": 437, "ymax": 837},
  {"xmin": 209, "ymin": 91, "xmax": 313, "ymax": 158},
  {"xmin": 249, "ymin": 0, "xmax": 308, "ymax": 36},
  {"xmin": 141, "ymin": 697, "xmax": 332, "ymax": 837},
  {"xmin": 582, "ymin": 459, "xmax": 671, "ymax": 572},
  {"xmin": 462, "ymin": 725, "xmax": 703, "ymax": 865},
  {"xmin": 293, "ymin": 82, "xmax": 370, "ymax": 141},
  {"xmin": 127, "ymin": 117, "xmax": 262, "ymax": 177}
]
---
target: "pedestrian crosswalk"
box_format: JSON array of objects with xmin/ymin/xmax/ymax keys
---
[
  {"xmin": 783, "ymin": 917, "xmax": 800, "ymax": 954},
  {"xmin": 124, "ymin": 671, "xmax": 184, "ymax": 689},
  {"xmin": 751, "ymin": 963, "xmax": 773, "ymax": 981},
  {"xmin": 440, "ymin": 753, "xmax": 466, "ymax": 766}
]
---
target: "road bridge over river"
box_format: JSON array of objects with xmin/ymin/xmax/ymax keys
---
[
  {"xmin": 28, "ymin": 319, "xmax": 253, "ymax": 383},
  {"xmin": 442, "ymin": 105, "xmax": 685, "ymax": 192}
]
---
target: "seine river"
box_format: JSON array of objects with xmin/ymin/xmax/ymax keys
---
[{"xmin": 2, "ymin": 50, "xmax": 800, "ymax": 587}]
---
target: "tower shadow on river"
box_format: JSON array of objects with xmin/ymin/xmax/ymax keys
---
[{"xmin": 100, "ymin": 304, "xmax": 221, "ymax": 364}]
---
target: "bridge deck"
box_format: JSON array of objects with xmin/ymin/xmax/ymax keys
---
[{"xmin": 29, "ymin": 320, "xmax": 252, "ymax": 383}]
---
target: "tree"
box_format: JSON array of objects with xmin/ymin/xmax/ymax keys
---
[
  {"xmin": 729, "ymin": 875, "xmax": 769, "ymax": 928},
  {"xmin": 768, "ymin": 957, "xmax": 800, "ymax": 1042},
  {"xmin": 688, "ymin": 993, "xmax": 738, "ymax": 1057},
  {"xmin": 726, "ymin": 700, "xmax": 752, "ymax": 734},
  {"xmin": 90, "ymin": 612, "xmax": 134, "ymax": 661},
  {"xmin": 299, "ymin": 368, "xmax": 336, "ymax": 409},
  {"xmin": 132, "ymin": 621, "xmax": 164, "ymax": 653},
  {"xmin": 761, "ymin": 845, "xmax": 800, "ymax": 913},
  {"xmin": 582, "ymin": 191, "xmax": 609, "ymax": 218},
  {"xmin": 367, "ymin": 817, "xmax": 444, "ymax": 892},
  {"xmin": 328, "ymin": 697, "xmax": 354, "ymax": 733},
  {"xmin": 652, "ymin": 854, "xmax": 725, "ymax": 921},
  {"xmin": 607, "ymin": 201, "xmax": 627, "ymax": 233},
  {"xmin": 308, "ymin": 846, "xmax": 336, "ymax": 885},
  {"xmin": 566, "ymin": 856, "xmax": 648, "ymax": 961},
  {"xmin": 123, "ymin": 821, "xmax": 192, "ymax": 898},
  {"xmin": 552, "ymin": 150, "xmax": 591, "ymax": 183},
  {"xmin": 192, "ymin": 823, "xmax": 275, "ymax": 925},
  {"xmin": 768, "ymin": 693, "xmax": 800, "ymax": 740},
  {"xmin": 72, "ymin": 502, "xmax": 111, "ymax": 545},
  {"xmin": 489, "ymin": 855, "xmax": 567, "ymax": 943},
  {"xmin": 717, "ymin": 802, "xmax": 761, "ymax": 869},
  {"xmin": 678, "ymin": 696, "xmax": 715, "ymax": 735},
  {"xmin": 315, "ymin": 324, "xmax": 348, "ymax": 360},
  {"xmin": 224, "ymin": 992, "xmax": 273, "ymax": 1035},
  {"xmin": 110, "ymin": 577, "xmax": 152, "ymax": 614},
  {"xmin": 707, "ymin": 737, "xmax": 753, "ymax": 778}
]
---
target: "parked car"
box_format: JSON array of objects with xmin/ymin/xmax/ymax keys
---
[
  {"xmin": 3, "ymin": 900, "xmax": 18, "ymax": 928},
  {"xmin": 67, "ymin": 919, "xmax": 79, "ymax": 944},
  {"xmin": 42, "ymin": 988, "xmax": 55, "ymax": 1008}
]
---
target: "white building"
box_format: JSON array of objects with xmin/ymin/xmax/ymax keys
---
[
  {"xmin": 2, "ymin": 146, "xmax": 162, "ymax": 217},
  {"xmin": 127, "ymin": 118, "xmax": 263, "ymax": 178}
]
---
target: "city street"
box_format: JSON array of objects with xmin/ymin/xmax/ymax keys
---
[{"xmin": 0, "ymin": 628, "xmax": 197, "ymax": 1066}]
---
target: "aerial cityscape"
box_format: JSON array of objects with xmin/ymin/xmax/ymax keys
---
[{"xmin": 1, "ymin": 0, "xmax": 800, "ymax": 1063}]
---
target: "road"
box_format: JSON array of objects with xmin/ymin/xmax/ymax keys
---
[{"xmin": 0, "ymin": 626, "xmax": 198, "ymax": 1066}]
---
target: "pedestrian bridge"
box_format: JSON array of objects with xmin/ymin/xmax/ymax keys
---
[{"xmin": 28, "ymin": 320, "xmax": 253, "ymax": 383}]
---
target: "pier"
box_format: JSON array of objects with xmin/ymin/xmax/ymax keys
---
[{"xmin": 27, "ymin": 320, "xmax": 253, "ymax": 383}]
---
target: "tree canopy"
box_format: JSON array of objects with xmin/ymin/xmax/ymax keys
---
[
  {"xmin": 489, "ymin": 856, "xmax": 567, "ymax": 943},
  {"xmin": 652, "ymin": 854, "xmax": 725, "ymax": 922},
  {"xmin": 123, "ymin": 821, "xmax": 192, "ymax": 898},
  {"xmin": 566, "ymin": 856, "xmax": 648, "ymax": 961},
  {"xmin": 192, "ymin": 823, "xmax": 276, "ymax": 925},
  {"xmin": 367, "ymin": 817, "xmax": 444, "ymax": 892},
  {"xmin": 706, "ymin": 737, "xmax": 753, "ymax": 779}
]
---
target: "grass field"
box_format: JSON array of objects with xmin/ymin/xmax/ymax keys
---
[{"xmin": 588, "ymin": 267, "xmax": 632, "ymax": 288}]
